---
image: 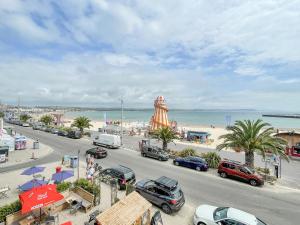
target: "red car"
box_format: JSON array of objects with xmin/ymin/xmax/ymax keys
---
[{"xmin": 218, "ymin": 160, "xmax": 264, "ymax": 186}]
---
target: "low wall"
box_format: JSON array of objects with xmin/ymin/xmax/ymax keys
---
[{"xmin": 6, "ymin": 211, "xmax": 29, "ymax": 225}]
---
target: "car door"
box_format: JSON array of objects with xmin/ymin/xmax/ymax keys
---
[
  {"xmin": 218, "ymin": 219, "xmax": 246, "ymax": 225},
  {"xmin": 141, "ymin": 185, "xmax": 157, "ymax": 203},
  {"xmin": 153, "ymin": 187, "xmax": 169, "ymax": 206},
  {"xmin": 147, "ymin": 148, "xmax": 153, "ymax": 158},
  {"xmin": 238, "ymin": 167, "xmax": 251, "ymax": 181},
  {"xmin": 181, "ymin": 157, "xmax": 190, "ymax": 167},
  {"xmin": 186, "ymin": 157, "xmax": 194, "ymax": 168}
]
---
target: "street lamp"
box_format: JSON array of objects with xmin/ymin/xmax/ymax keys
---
[{"xmin": 120, "ymin": 98, "xmax": 123, "ymax": 146}]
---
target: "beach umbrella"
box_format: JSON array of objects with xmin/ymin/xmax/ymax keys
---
[
  {"xmin": 51, "ymin": 170, "xmax": 74, "ymax": 183},
  {"xmin": 21, "ymin": 166, "xmax": 45, "ymax": 176},
  {"xmin": 19, "ymin": 179, "xmax": 48, "ymax": 192},
  {"xmin": 19, "ymin": 184, "xmax": 64, "ymax": 214}
]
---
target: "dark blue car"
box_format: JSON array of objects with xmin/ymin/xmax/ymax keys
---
[{"xmin": 173, "ymin": 156, "xmax": 208, "ymax": 171}]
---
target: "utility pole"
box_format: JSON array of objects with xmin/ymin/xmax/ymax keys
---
[
  {"xmin": 77, "ymin": 149, "xmax": 80, "ymax": 180},
  {"xmin": 120, "ymin": 97, "xmax": 123, "ymax": 146},
  {"xmin": 17, "ymin": 96, "xmax": 20, "ymax": 117}
]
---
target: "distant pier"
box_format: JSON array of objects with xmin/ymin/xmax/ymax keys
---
[{"xmin": 263, "ymin": 114, "xmax": 300, "ymax": 119}]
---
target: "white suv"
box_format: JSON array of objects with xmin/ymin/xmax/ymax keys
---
[{"xmin": 193, "ymin": 205, "xmax": 267, "ymax": 225}]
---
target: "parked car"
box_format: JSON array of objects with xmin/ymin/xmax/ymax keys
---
[
  {"xmin": 217, "ymin": 160, "xmax": 264, "ymax": 186},
  {"xmin": 93, "ymin": 133, "xmax": 121, "ymax": 148},
  {"xmin": 99, "ymin": 165, "xmax": 136, "ymax": 190},
  {"xmin": 173, "ymin": 156, "xmax": 208, "ymax": 171},
  {"xmin": 68, "ymin": 130, "xmax": 81, "ymax": 139},
  {"xmin": 135, "ymin": 176, "xmax": 185, "ymax": 214},
  {"xmin": 57, "ymin": 130, "xmax": 68, "ymax": 136},
  {"xmin": 193, "ymin": 204, "xmax": 267, "ymax": 225},
  {"xmin": 40, "ymin": 126, "xmax": 47, "ymax": 131},
  {"xmin": 141, "ymin": 146, "xmax": 169, "ymax": 161},
  {"xmin": 50, "ymin": 128, "xmax": 59, "ymax": 134},
  {"xmin": 45, "ymin": 126, "xmax": 53, "ymax": 132},
  {"xmin": 86, "ymin": 147, "xmax": 107, "ymax": 159},
  {"xmin": 22, "ymin": 123, "xmax": 30, "ymax": 127}
]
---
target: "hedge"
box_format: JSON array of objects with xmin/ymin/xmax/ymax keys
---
[
  {"xmin": 56, "ymin": 182, "xmax": 71, "ymax": 193},
  {"xmin": 0, "ymin": 200, "xmax": 21, "ymax": 223}
]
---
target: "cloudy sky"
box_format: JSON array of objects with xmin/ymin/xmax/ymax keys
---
[{"xmin": 0, "ymin": 0, "xmax": 300, "ymax": 111}]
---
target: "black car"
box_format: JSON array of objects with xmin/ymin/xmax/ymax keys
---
[
  {"xmin": 68, "ymin": 130, "xmax": 81, "ymax": 139},
  {"xmin": 135, "ymin": 176, "xmax": 185, "ymax": 214},
  {"xmin": 57, "ymin": 130, "xmax": 68, "ymax": 136},
  {"xmin": 86, "ymin": 147, "xmax": 107, "ymax": 159},
  {"xmin": 99, "ymin": 165, "xmax": 136, "ymax": 190},
  {"xmin": 173, "ymin": 156, "xmax": 208, "ymax": 171}
]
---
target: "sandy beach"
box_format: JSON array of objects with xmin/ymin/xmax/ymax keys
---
[{"xmin": 62, "ymin": 116, "xmax": 228, "ymax": 149}]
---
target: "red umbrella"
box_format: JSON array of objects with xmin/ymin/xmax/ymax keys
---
[{"xmin": 19, "ymin": 184, "xmax": 64, "ymax": 214}]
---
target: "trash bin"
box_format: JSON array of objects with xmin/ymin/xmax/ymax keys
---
[
  {"xmin": 70, "ymin": 156, "xmax": 78, "ymax": 168},
  {"xmin": 33, "ymin": 141, "xmax": 39, "ymax": 149},
  {"xmin": 56, "ymin": 166, "xmax": 62, "ymax": 173}
]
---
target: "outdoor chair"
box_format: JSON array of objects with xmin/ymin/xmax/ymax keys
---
[
  {"xmin": 0, "ymin": 186, "xmax": 10, "ymax": 198},
  {"xmin": 70, "ymin": 201, "xmax": 83, "ymax": 215},
  {"xmin": 44, "ymin": 215, "xmax": 56, "ymax": 225}
]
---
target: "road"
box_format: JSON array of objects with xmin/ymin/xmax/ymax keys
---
[{"xmin": 1, "ymin": 125, "xmax": 300, "ymax": 225}]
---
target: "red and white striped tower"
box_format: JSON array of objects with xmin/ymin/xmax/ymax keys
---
[{"xmin": 150, "ymin": 96, "xmax": 169, "ymax": 131}]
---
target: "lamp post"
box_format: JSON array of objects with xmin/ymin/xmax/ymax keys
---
[
  {"xmin": 120, "ymin": 98, "xmax": 124, "ymax": 146},
  {"xmin": 77, "ymin": 149, "xmax": 80, "ymax": 180}
]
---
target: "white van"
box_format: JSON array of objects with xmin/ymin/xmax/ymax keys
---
[{"xmin": 93, "ymin": 133, "xmax": 121, "ymax": 149}]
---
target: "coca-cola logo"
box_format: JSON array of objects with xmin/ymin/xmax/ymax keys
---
[{"xmin": 37, "ymin": 192, "xmax": 48, "ymax": 200}]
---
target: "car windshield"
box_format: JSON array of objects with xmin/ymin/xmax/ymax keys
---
[
  {"xmin": 257, "ymin": 218, "xmax": 267, "ymax": 225},
  {"xmin": 213, "ymin": 207, "xmax": 228, "ymax": 221},
  {"xmin": 170, "ymin": 186, "xmax": 182, "ymax": 199},
  {"xmin": 124, "ymin": 171, "xmax": 134, "ymax": 180},
  {"xmin": 243, "ymin": 166, "xmax": 254, "ymax": 174}
]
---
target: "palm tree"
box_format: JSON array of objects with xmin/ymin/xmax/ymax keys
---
[
  {"xmin": 217, "ymin": 119, "xmax": 288, "ymax": 168},
  {"xmin": 39, "ymin": 115, "xmax": 54, "ymax": 126},
  {"xmin": 152, "ymin": 127, "xmax": 177, "ymax": 152},
  {"xmin": 71, "ymin": 116, "xmax": 92, "ymax": 134},
  {"xmin": 20, "ymin": 114, "xmax": 31, "ymax": 122}
]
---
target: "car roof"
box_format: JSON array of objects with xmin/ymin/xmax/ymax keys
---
[
  {"xmin": 155, "ymin": 176, "xmax": 178, "ymax": 190},
  {"xmin": 227, "ymin": 208, "xmax": 257, "ymax": 225},
  {"xmin": 113, "ymin": 165, "xmax": 133, "ymax": 174}
]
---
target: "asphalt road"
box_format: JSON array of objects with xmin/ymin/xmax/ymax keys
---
[{"xmin": 2, "ymin": 125, "xmax": 300, "ymax": 225}]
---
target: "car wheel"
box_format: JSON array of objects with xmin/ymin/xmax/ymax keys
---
[
  {"xmin": 250, "ymin": 179, "xmax": 258, "ymax": 186},
  {"xmin": 196, "ymin": 166, "xmax": 201, "ymax": 171},
  {"xmin": 220, "ymin": 172, "xmax": 227, "ymax": 178},
  {"xmin": 198, "ymin": 222, "xmax": 206, "ymax": 225},
  {"xmin": 142, "ymin": 153, "xmax": 146, "ymax": 157},
  {"xmin": 174, "ymin": 161, "xmax": 179, "ymax": 166},
  {"xmin": 161, "ymin": 204, "xmax": 172, "ymax": 214},
  {"xmin": 158, "ymin": 157, "xmax": 162, "ymax": 161}
]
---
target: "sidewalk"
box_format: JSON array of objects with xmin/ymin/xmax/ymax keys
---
[{"xmin": 0, "ymin": 138, "xmax": 53, "ymax": 168}]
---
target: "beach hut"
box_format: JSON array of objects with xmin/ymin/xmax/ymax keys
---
[
  {"xmin": 187, "ymin": 131, "xmax": 211, "ymax": 143},
  {"xmin": 150, "ymin": 96, "xmax": 169, "ymax": 131},
  {"xmin": 96, "ymin": 191, "xmax": 152, "ymax": 225}
]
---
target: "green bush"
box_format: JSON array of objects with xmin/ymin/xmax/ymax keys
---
[
  {"xmin": 56, "ymin": 182, "xmax": 71, "ymax": 192},
  {"xmin": 177, "ymin": 148, "xmax": 198, "ymax": 157},
  {"xmin": 0, "ymin": 200, "xmax": 21, "ymax": 222},
  {"xmin": 201, "ymin": 152, "xmax": 221, "ymax": 168},
  {"xmin": 74, "ymin": 178, "xmax": 100, "ymax": 196},
  {"xmin": 256, "ymin": 167, "xmax": 270, "ymax": 175},
  {"xmin": 84, "ymin": 132, "xmax": 91, "ymax": 137},
  {"xmin": 125, "ymin": 184, "xmax": 135, "ymax": 196}
]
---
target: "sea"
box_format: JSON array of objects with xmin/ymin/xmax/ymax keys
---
[{"xmin": 65, "ymin": 110, "xmax": 300, "ymax": 129}]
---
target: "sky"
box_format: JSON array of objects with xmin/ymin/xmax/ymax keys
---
[{"xmin": 0, "ymin": 0, "xmax": 300, "ymax": 111}]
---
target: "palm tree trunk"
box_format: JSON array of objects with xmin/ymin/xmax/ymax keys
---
[
  {"xmin": 245, "ymin": 150, "xmax": 254, "ymax": 168},
  {"xmin": 162, "ymin": 141, "xmax": 168, "ymax": 152}
]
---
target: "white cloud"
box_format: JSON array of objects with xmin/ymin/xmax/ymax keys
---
[{"xmin": 0, "ymin": 0, "xmax": 300, "ymax": 110}]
